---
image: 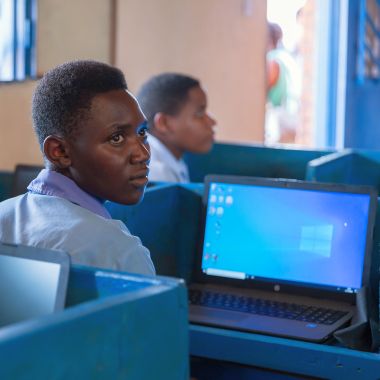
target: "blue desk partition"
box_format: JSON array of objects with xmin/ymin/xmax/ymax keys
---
[
  {"xmin": 0, "ymin": 170, "xmax": 13, "ymax": 201},
  {"xmin": 306, "ymin": 149, "xmax": 380, "ymax": 320},
  {"xmin": 185, "ymin": 142, "xmax": 333, "ymax": 182},
  {"xmin": 0, "ymin": 142, "xmax": 330, "ymax": 202},
  {"xmin": 107, "ymin": 184, "xmax": 380, "ymax": 379},
  {"xmin": 106, "ymin": 184, "xmax": 203, "ymax": 281},
  {"xmin": 0, "ymin": 265, "xmax": 188, "ymax": 380},
  {"xmin": 306, "ymin": 149, "xmax": 380, "ymax": 191}
]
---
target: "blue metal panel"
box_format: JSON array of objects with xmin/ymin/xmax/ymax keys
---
[
  {"xmin": 0, "ymin": 170, "xmax": 13, "ymax": 201},
  {"xmin": 106, "ymin": 185, "xmax": 202, "ymax": 281},
  {"xmin": 306, "ymin": 149, "xmax": 380, "ymax": 190},
  {"xmin": 190, "ymin": 324, "xmax": 380, "ymax": 380},
  {"xmin": 306, "ymin": 149, "xmax": 355, "ymax": 183},
  {"xmin": 185, "ymin": 143, "xmax": 333, "ymax": 183},
  {"xmin": 344, "ymin": 1, "xmax": 380, "ymax": 149},
  {"xmin": 307, "ymin": 150, "xmax": 380, "ymax": 301},
  {"xmin": 0, "ymin": 265, "xmax": 189, "ymax": 379}
]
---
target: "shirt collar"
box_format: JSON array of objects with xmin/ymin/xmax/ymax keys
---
[
  {"xmin": 27, "ymin": 169, "xmax": 112, "ymax": 219},
  {"xmin": 148, "ymin": 134, "xmax": 189, "ymax": 182}
]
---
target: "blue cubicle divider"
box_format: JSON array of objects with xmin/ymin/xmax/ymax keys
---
[
  {"xmin": 306, "ymin": 149, "xmax": 380, "ymax": 191},
  {"xmin": 306, "ymin": 149, "xmax": 380, "ymax": 289},
  {"xmin": 106, "ymin": 184, "xmax": 202, "ymax": 281},
  {"xmin": 0, "ymin": 265, "xmax": 189, "ymax": 379},
  {"xmin": 0, "ymin": 143, "xmax": 332, "ymax": 201},
  {"xmin": 107, "ymin": 183, "xmax": 380, "ymax": 379},
  {"xmin": 0, "ymin": 170, "xmax": 13, "ymax": 201},
  {"xmin": 306, "ymin": 149, "xmax": 380, "ymax": 315},
  {"xmin": 185, "ymin": 142, "xmax": 333, "ymax": 182}
]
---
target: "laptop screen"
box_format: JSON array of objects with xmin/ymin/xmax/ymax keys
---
[
  {"xmin": 201, "ymin": 179, "xmax": 375, "ymax": 294},
  {"xmin": 0, "ymin": 243, "xmax": 70, "ymax": 328}
]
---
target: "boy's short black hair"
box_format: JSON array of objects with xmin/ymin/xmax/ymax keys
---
[
  {"xmin": 136, "ymin": 73, "xmax": 200, "ymax": 129},
  {"xmin": 32, "ymin": 60, "xmax": 128, "ymax": 148}
]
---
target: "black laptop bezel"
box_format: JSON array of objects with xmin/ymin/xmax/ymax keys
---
[
  {"xmin": 193, "ymin": 174, "xmax": 377, "ymax": 304},
  {"xmin": 0, "ymin": 242, "xmax": 70, "ymax": 311}
]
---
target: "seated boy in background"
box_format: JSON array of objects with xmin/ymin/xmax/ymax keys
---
[
  {"xmin": 0, "ymin": 60, "xmax": 155, "ymax": 275},
  {"xmin": 137, "ymin": 73, "xmax": 216, "ymax": 183}
]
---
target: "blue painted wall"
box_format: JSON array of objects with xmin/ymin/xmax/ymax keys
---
[{"xmin": 344, "ymin": 1, "xmax": 380, "ymax": 150}]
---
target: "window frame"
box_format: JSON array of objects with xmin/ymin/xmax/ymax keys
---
[{"xmin": 0, "ymin": 0, "xmax": 37, "ymax": 82}]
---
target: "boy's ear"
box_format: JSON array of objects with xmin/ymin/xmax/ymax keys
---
[
  {"xmin": 43, "ymin": 135, "xmax": 72, "ymax": 169},
  {"xmin": 153, "ymin": 112, "xmax": 174, "ymax": 135}
]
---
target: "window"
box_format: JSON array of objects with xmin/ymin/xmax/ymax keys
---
[
  {"xmin": 357, "ymin": 0, "xmax": 380, "ymax": 82},
  {"xmin": 0, "ymin": 0, "xmax": 36, "ymax": 82}
]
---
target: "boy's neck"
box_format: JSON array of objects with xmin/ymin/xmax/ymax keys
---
[
  {"xmin": 165, "ymin": 143, "xmax": 183, "ymax": 160},
  {"xmin": 151, "ymin": 133, "xmax": 184, "ymax": 160}
]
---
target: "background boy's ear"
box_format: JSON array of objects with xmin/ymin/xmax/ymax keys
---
[
  {"xmin": 153, "ymin": 112, "xmax": 175, "ymax": 135},
  {"xmin": 43, "ymin": 135, "xmax": 71, "ymax": 169}
]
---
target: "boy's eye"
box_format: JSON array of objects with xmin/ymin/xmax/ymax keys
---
[
  {"xmin": 110, "ymin": 133, "xmax": 125, "ymax": 145},
  {"xmin": 195, "ymin": 110, "xmax": 206, "ymax": 118},
  {"xmin": 138, "ymin": 126, "xmax": 148, "ymax": 138}
]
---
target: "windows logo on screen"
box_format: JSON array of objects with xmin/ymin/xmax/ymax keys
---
[{"xmin": 299, "ymin": 225, "xmax": 333, "ymax": 258}]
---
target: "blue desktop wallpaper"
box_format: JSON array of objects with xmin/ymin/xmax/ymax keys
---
[{"xmin": 202, "ymin": 182, "xmax": 371, "ymax": 291}]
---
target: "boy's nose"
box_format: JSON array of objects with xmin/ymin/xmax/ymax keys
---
[
  {"xmin": 131, "ymin": 139, "xmax": 150, "ymax": 164},
  {"xmin": 207, "ymin": 113, "xmax": 217, "ymax": 128}
]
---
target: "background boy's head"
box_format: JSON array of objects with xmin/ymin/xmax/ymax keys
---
[
  {"xmin": 32, "ymin": 60, "xmax": 150, "ymax": 205},
  {"xmin": 137, "ymin": 73, "xmax": 216, "ymax": 159},
  {"xmin": 267, "ymin": 22, "xmax": 283, "ymax": 51}
]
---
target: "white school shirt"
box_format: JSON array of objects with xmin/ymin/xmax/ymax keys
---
[
  {"xmin": 0, "ymin": 171, "xmax": 155, "ymax": 276},
  {"xmin": 148, "ymin": 134, "xmax": 190, "ymax": 183}
]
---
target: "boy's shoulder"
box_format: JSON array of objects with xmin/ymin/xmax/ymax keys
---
[
  {"xmin": 0, "ymin": 194, "xmax": 27, "ymax": 215},
  {"xmin": 0, "ymin": 192, "xmax": 124, "ymax": 233},
  {"xmin": 1, "ymin": 192, "xmax": 139, "ymax": 248},
  {"xmin": 0, "ymin": 192, "xmax": 153, "ymax": 274}
]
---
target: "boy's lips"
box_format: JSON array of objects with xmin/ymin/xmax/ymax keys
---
[{"xmin": 129, "ymin": 171, "xmax": 149, "ymax": 186}]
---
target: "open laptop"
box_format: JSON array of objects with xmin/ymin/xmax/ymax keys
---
[
  {"xmin": 0, "ymin": 242, "xmax": 70, "ymax": 328},
  {"xmin": 189, "ymin": 175, "xmax": 377, "ymax": 342}
]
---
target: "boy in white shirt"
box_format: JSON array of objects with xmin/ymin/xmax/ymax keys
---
[
  {"xmin": 137, "ymin": 73, "xmax": 216, "ymax": 183},
  {"xmin": 0, "ymin": 60, "xmax": 155, "ymax": 275}
]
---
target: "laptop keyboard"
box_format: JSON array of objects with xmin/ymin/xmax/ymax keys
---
[{"xmin": 189, "ymin": 289, "xmax": 348, "ymax": 325}]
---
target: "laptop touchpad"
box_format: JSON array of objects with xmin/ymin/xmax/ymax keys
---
[{"xmin": 190, "ymin": 307, "xmax": 251, "ymax": 325}]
